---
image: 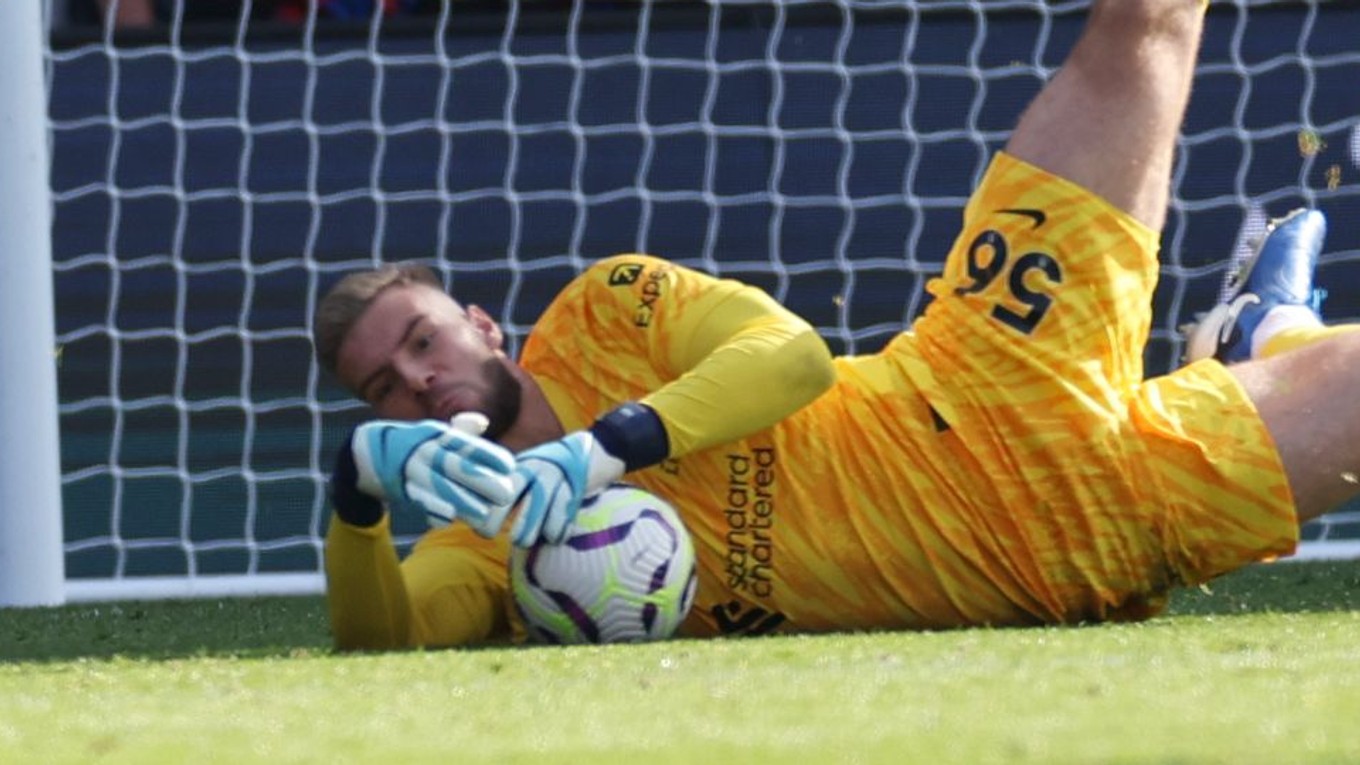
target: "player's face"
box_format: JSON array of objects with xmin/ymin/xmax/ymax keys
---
[{"xmin": 335, "ymin": 283, "xmax": 522, "ymax": 441}]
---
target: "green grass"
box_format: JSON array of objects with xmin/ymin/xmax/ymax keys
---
[{"xmin": 2, "ymin": 562, "xmax": 1359, "ymax": 764}]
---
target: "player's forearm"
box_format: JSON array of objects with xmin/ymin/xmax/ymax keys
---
[
  {"xmin": 643, "ymin": 316, "xmax": 834, "ymax": 457},
  {"xmin": 544, "ymin": 255, "xmax": 835, "ymax": 466},
  {"xmin": 324, "ymin": 513, "xmax": 414, "ymax": 651}
]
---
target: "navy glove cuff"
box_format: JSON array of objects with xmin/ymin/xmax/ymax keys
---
[
  {"xmin": 589, "ymin": 402, "xmax": 669, "ymax": 474},
  {"xmin": 331, "ymin": 431, "xmax": 385, "ymax": 527}
]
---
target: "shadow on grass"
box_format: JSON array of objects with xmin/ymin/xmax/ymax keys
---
[
  {"xmin": 0, "ymin": 596, "xmax": 334, "ymax": 664},
  {"xmin": 3, "ymin": 561, "xmax": 1357, "ymax": 664},
  {"xmin": 1166, "ymin": 560, "xmax": 1360, "ymax": 616}
]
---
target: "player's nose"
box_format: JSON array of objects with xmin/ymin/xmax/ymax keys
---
[{"xmin": 394, "ymin": 357, "xmax": 435, "ymax": 396}]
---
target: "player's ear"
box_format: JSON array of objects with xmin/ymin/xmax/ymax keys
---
[{"xmin": 465, "ymin": 304, "xmax": 505, "ymax": 351}]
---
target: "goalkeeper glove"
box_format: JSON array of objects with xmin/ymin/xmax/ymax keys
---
[
  {"xmin": 342, "ymin": 414, "xmax": 518, "ymax": 534},
  {"xmin": 507, "ymin": 431, "xmax": 626, "ymax": 547},
  {"xmin": 506, "ymin": 402, "xmax": 669, "ymax": 548}
]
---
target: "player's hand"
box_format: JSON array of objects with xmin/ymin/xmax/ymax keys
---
[
  {"xmin": 507, "ymin": 431, "xmax": 625, "ymax": 547},
  {"xmin": 350, "ymin": 414, "xmax": 518, "ymax": 534}
]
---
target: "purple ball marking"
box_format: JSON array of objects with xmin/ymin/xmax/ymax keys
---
[
  {"xmin": 523, "ymin": 544, "xmax": 544, "ymax": 588},
  {"xmin": 639, "ymin": 508, "xmax": 678, "ymax": 548},
  {"xmin": 648, "ymin": 561, "xmax": 670, "ymax": 595},
  {"xmin": 680, "ymin": 564, "xmax": 698, "ymax": 612},
  {"xmin": 548, "ymin": 589, "xmax": 601, "ymax": 643},
  {"xmin": 566, "ymin": 519, "xmax": 634, "ymax": 551},
  {"xmin": 642, "ymin": 602, "xmax": 658, "ymax": 632},
  {"xmin": 638, "ymin": 508, "xmax": 680, "ymax": 594}
]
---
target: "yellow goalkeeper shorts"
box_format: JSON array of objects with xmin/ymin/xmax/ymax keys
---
[{"xmin": 903, "ymin": 152, "xmax": 1297, "ymax": 620}]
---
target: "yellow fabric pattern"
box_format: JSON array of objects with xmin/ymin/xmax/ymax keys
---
[
  {"xmin": 521, "ymin": 256, "xmax": 835, "ymax": 457},
  {"xmin": 525, "ymin": 152, "xmax": 1297, "ymax": 637}
]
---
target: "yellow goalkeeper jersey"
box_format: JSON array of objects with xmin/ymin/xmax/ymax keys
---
[{"xmin": 519, "ymin": 152, "xmax": 1297, "ymax": 637}]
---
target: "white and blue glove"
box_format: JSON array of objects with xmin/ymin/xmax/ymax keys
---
[
  {"xmin": 350, "ymin": 413, "xmax": 518, "ymax": 535},
  {"xmin": 507, "ymin": 431, "xmax": 625, "ymax": 548},
  {"xmin": 340, "ymin": 402, "xmax": 665, "ymax": 547},
  {"xmin": 506, "ymin": 402, "xmax": 670, "ymax": 547}
]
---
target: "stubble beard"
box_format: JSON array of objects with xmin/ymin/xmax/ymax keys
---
[{"xmin": 479, "ymin": 356, "xmax": 523, "ymax": 444}]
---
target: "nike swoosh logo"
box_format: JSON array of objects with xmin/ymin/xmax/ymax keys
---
[{"xmin": 996, "ymin": 208, "xmax": 1047, "ymax": 229}]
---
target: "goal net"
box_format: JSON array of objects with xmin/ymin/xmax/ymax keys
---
[{"xmin": 40, "ymin": 0, "xmax": 1360, "ymax": 601}]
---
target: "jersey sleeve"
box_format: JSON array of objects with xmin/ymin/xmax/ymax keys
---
[
  {"xmin": 324, "ymin": 514, "xmax": 519, "ymax": 650},
  {"xmin": 324, "ymin": 513, "xmax": 416, "ymax": 650},
  {"xmin": 402, "ymin": 524, "xmax": 522, "ymax": 647},
  {"xmin": 525, "ymin": 254, "xmax": 835, "ymax": 457}
]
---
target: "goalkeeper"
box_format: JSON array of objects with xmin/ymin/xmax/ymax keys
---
[{"xmin": 315, "ymin": 0, "xmax": 1360, "ymax": 650}]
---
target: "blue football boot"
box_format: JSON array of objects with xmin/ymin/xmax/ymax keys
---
[{"xmin": 1182, "ymin": 208, "xmax": 1328, "ymax": 364}]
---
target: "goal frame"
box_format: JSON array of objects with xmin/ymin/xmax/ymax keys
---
[{"xmin": 0, "ymin": 0, "xmax": 66, "ymax": 607}]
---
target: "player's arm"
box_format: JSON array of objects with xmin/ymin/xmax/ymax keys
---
[
  {"xmin": 325, "ymin": 513, "xmax": 517, "ymax": 650},
  {"xmin": 324, "ymin": 512, "xmax": 414, "ymax": 650},
  {"xmin": 625, "ymin": 257, "xmax": 836, "ymax": 457},
  {"xmin": 324, "ymin": 423, "xmax": 518, "ymax": 650},
  {"xmin": 496, "ymin": 255, "xmax": 835, "ymax": 548}
]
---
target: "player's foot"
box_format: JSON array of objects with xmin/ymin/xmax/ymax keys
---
[{"xmin": 1181, "ymin": 208, "xmax": 1328, "ymax": 364}]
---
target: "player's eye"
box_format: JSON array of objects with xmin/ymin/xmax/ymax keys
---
[{"xmin": 413, "ymin": 329, "xmax": 436, "ymax": 351}]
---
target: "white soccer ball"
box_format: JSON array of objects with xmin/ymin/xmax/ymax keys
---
[{"xmin": 509, "ymin": 483, "xmax": 698, "ymax": 644}]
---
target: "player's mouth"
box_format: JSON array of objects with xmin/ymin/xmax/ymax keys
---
[{"xmin": 431, "ymin": 387, "xmax": 479, "ymax": 422}]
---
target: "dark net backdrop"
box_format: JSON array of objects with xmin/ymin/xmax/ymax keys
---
[{"xmin": 46, "ymin": 2, "xmax": 1360, "ymax": 581}]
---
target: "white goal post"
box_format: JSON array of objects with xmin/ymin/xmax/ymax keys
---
[
  {"xmin": 27, "ymin": 0, "xmax": 1360, "ymax": 604},
  {"xmin": 0, "ymin": 1, "xmax": 66, "ymax": 607}
]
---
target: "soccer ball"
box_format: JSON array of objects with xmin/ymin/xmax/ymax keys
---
[{"xmin": 509, "ymin": 483, "xmax": 698, "ymax": 645}]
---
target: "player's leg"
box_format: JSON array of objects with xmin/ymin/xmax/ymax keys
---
[
  {"xmin": 1259, "ymin": 322, "xmax": 1360, "ymax": 358},
  {"xmin": 917, "ymin": 2, "xmax": 1205, "ymax": 402},
  {"xmin": 1226, "ymin": 335, "xmax": 1360, "ymax": 524},
  {"xmin": 1183, "ymin": 208, "xmax": 1360, "ymax": 362},
  {"xmin": 1004, "ymin": 0, "xmax": 1206, "ymax": 231},
  {"xmin": 1130, "ymin": 213, "xmax": 1355, "ymax": 574}
]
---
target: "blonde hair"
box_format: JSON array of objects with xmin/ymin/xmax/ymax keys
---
[{"xmin": 312, "ymin": 263, "xmax": 443, "ymax": 376}]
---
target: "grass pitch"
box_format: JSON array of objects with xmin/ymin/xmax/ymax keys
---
[{"xmin": 2, "ymin": 561, "xmax": 1359, "ymax": 764}]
